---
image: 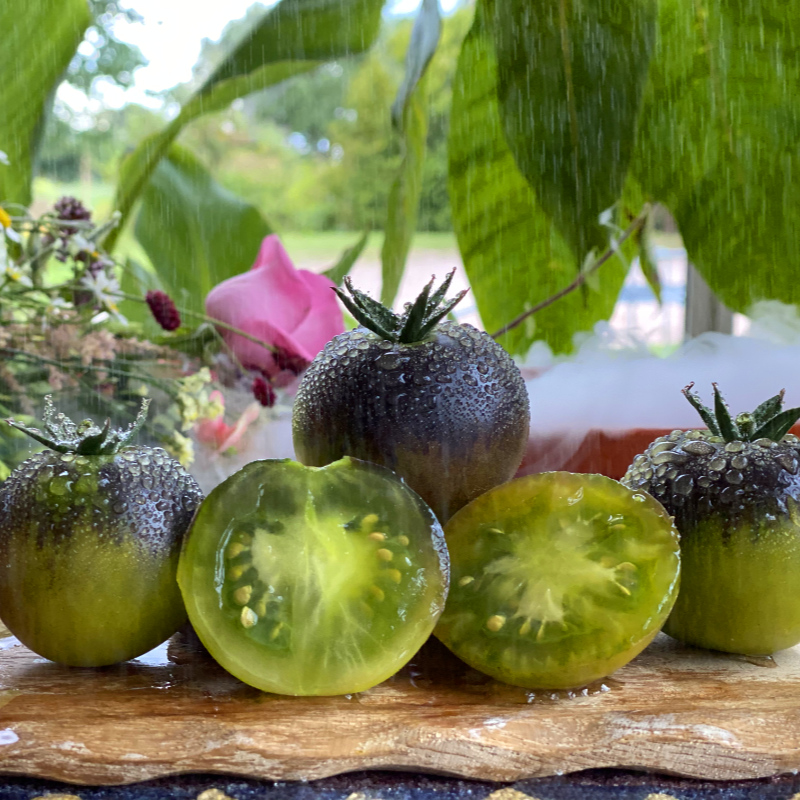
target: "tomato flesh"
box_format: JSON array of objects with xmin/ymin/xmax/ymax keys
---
[
  {"xmin": 435, "ymin": 472, "xmax": 680, "ymax": 689},
  {"xmin": 178, "ymin": 457, "xmax": 449, "ymax": 695}
]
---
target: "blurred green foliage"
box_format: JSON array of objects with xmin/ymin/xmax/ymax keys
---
[{"xmin": 36, "ymin": 5, "xmax": 471, "ymax": 233}]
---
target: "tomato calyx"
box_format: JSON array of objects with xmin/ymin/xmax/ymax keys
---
[
  {"xmin": 5, "ymin": 394, "xmax": 151, "ymax": 456},
  {"xmin": 682, "ymin": 382, "xmax": 800, "ymax": 443},
  {"xmin": 333, "ymin": 271, "xmax": 468, "ymax": 344}
]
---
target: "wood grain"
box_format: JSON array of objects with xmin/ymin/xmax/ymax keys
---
[{"xmin": 0, "ymin": 627, "xmax": 799, "ymax": 786}]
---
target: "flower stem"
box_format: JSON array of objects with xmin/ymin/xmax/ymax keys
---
[
  {"xmin": 111, "ymin": 291, "xmax": 278, "ymax": 354},
  {"xmin": 490, "ymin": 204, "xmax": 651, "ymax": 340}
]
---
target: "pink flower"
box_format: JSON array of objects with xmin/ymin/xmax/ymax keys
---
[
  {"xmin": 194, "ymin": 390, "xmax": 261, "ymax": 455},
  {"xmin": 205, "ymin": 235, "xmax": 344, "ymax": 378}
]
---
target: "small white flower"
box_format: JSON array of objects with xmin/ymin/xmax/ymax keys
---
[
  {"xmin": 3, "ymin": 265, "xmax": 33, "ymax": 288},
  {"xmin": 0, "ymin": 206, "xmax": 20, "ymax": 243},
  {"xmin": 46, "ymin": 296, "xmax": 70, "ymax": 313},
  {"xmin": 81, "ymin": 271, "xmax": 127, "ymax": 325},
  {"xmin": 68, "ymin": 233, "xmax": 93, "ymax": 257},
  {"xmin": 0, "ymin": 151, "xmax": 9, "ymax": 166}
]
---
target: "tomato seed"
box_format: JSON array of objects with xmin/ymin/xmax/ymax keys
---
[{"xmin": 486, "ymin": 615, "xmax": 506, "ymax": 632}]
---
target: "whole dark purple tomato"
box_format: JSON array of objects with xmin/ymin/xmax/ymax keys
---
[
  {"xmin": 623, "ymin": 384, "xmax": 800, "ymax": 655},
  {"xmin": 0, "ymin": 398, "xmax": 202, "ymax": 666},
  {"xmin": 291, "ymin": 273, "xmax": 530, "ymax": 522}
]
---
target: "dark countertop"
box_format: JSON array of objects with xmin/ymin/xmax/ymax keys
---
[{"xmin": 2, "ymin": 769, "xmax": 800, "ymax": 800}]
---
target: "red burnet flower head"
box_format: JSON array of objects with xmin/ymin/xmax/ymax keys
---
[
  {"xmin": 205, "ymin": 235, "xmax": 344, "ymax": 380},
  {"xmin": 146, "ymin": 290, "xmax": 181, "ymax": 331},
  {"xmin": 252, "ymin": 376, "xmax": 276, "ymax": 408}
]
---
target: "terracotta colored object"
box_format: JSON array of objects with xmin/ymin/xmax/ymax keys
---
[
  {"xmin": 519, "ymin": 424, "xmax": 800, "ymax": 481},
  {"xmin": 1, "ymin": 627, "xmax": 800, "ymax": 784}
]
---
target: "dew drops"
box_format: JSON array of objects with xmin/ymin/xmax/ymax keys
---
[
  {"xmin": 709, "ymin": 457, "xmax": 727, "ymax": 472},
  {"xmin": 725, "ymin": 441, "xmax": 745, "ymax": 453},
  {"xmin": 730, "ymin": 455, "xmax": 748, "ymax": 470},
  {"xmin": 651, "ymin": 441, "xmax": 676, "ymax": 455},
  {"xmin": 725, "ymin": 470, "xmax": 743, "ymax": 485},
  {"xmin": 682, "ymin": 440, "xmax": 716, "ymax": 456},
  {"xmin": 652, "ymin": 451, "xmax": 689, "ymax": 466},
  {"xmin": 719, "ymin": 486, "xmax": 736, "ymax": 503},
  {"xmin": 673, "ymin": 474, "xmax": 694, "ymax": 495},
  {"xmin": 777, "ymin": 455, "xmax": 799, "ymax": 474}
]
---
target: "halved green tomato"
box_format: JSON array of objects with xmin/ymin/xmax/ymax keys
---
[
  {"xmin": 178, "ymin": 457, "xmax": 449, "ymax": 695},
  {"xmin": 435, "ymin": 472, "xmax": 680, "ymax": 689}
]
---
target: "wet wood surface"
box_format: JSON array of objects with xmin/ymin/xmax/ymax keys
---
[{"xmin": 1, "ymin": 624, "xmax": 799, "ymax": 786}]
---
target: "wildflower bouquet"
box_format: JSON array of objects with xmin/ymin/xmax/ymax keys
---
[{"xmin": 0, "ymin": 190, "xmax": 342, "ymax": 481}]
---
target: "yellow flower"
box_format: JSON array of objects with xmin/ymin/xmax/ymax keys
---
[
  {"xmin": 0, "ymin": 207, "xmax": 19, "ymax": 244},
  {"xmin": 179, "ymin": 367, "xmax": 212, "ymax": 396},
  {"xmin": 167, "ymin": 431, "xmax": 195, "ymax": 469},
  {"xmin": 203, "ymin": 392, "xmax": 225, "ymax": 421},
  {"xmin": 3, "ymin": 266, "xmax": 32, "ymax": 288},
  {"xmin": 175, "ymin": 368, "xmax": 217, "ymax": 430}
]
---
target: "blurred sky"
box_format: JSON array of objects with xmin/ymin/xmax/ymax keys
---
[{"xmin": 86, "ymin": 0, "xmax": 460, "ymax": 109}]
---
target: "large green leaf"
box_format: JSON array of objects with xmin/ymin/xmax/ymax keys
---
[
  {"xmin": 202, "ymin": 0, "xmax": 385, "ymax": 93},
  {"xmin": 0, "ymin": 0, "xmax": 90, "ymax": 204},
  {"xmin": 633, "ymin": 0, "xmax": 800, "ymax": 311},
  {"xmin": 381, "ymin": 78, "xmax": 429, "ymax": 306},
  {"xmin": 492, "ymin": 0, "xmax": 656, "ymax": 260},
  {"xmin": 109, "ymin": 0, "xmax": 387, "ymax": 252},
  {"xmin": 107, "ymin": 61, "xmax": 314, "ymax": 251},
  {"xmin": 391, "ymin": 0, "xmax": 441, "ymax": 127},
  {"xmin": 133, "ymin": 145, "xmax": 272, "ymax": 315},
  {"xmin": 449, "ymin": 1, "xmax": 628, "ymax": 356},
  {"xmin": 380, "ymin": 0, "xmax": 441, "ymax": 307}
]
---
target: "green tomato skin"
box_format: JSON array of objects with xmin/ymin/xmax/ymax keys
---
[
  {"xmin": 623, "ymin": 430, "xmax": 800, "ymax": 656},
  {"xmin": 0, "ymin": 448, "xmax": 202, "ymax": 666},
  {"xmin": 664, "ymin": 512, "xmax": 800, "ymax": 655}
]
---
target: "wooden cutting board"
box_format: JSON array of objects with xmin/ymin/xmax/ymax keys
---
[{"xmin": 1, "ymin": 624, "xmax": 799, "ymax": 786}]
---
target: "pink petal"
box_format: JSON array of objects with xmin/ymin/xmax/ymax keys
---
[
  {"xmin": 205, "ymin": 234, "xmax": 345, "ymax": 376},
  {"xmin": 217, "ymin": 402, "xmax": 262, "ymax": 453}
]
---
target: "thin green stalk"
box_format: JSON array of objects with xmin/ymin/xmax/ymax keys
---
[{"xmin": 112, "ymin": 290, "xmax": 278, "ymax": 354}]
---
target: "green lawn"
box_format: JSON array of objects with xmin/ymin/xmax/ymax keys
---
[
  {"xmin": 280, "ymin": 231, "xmax": 458, "ymax": 266},
  {"xmin": 32, "ymin": 176, "xmax": 683, "ymax": 276}
]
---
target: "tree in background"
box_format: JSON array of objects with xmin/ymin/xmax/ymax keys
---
[
  {"xmin": 37, "ymin": 1, "xmax": 150, "ymax": 186},
  {"xmin": 67, "ymin": 1, "xmax": 147, "ymax": 94},
  {"xmin": 175, "ymin": 5, "xmax": 472, "ymax": 232}
]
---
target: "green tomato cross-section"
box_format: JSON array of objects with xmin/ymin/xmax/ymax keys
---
[{"xmin": 178, "ymin": 457, "xmax": 449, "ymax": 696}]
